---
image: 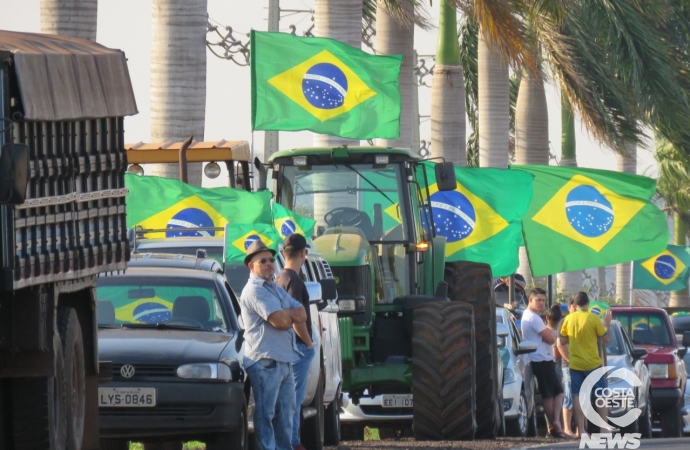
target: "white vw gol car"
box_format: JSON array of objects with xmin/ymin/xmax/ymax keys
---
[{"xmin": 496, "ymin": 307, "xmax": 539, "ymax": 437}]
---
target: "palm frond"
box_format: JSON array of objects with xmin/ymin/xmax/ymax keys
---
[
  {"xmin": 362, "ymin": 0, "xmax": 433, "ymax": 32},
  {"xmin": 655, "ymin": 136, "xmax": 690, "ymax": 234}
]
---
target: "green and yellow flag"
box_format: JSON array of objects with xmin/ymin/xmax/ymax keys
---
[
  {"xmin": 633, "ymin": 245, "xmax": 690, "ymax": 290},
  {"xmin": 125, "ymin": 174, "xmax": 273, "ymax": 238},
  {"xmin": 251, "ymin": 30, "xmax": 402, "ymax": 139},
  {"xmin": 514, "ymin": 165, "xmax": 669, "ymax": 277},
  {"xmin": 224, "ymin": 223, "xmax": 281, "ymax": 263},
  {"xmin": 419, "ymin": 162, "xmax": 533, "ymax": 277},
  {"xmin": 272, "ymin": 203, "xmax": 316, "ymax": 240}
]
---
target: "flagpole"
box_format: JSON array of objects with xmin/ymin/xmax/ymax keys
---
[
  {"xmin": 264, "ymin": 0, "xmax": 280, "ymax": 162},
  {"xmin": 629, "ymin": 261, "xmax": 633, "ymax": 306}
]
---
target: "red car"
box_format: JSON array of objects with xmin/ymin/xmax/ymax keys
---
[{"xmin": 611, "ymin": 307, "xmax": 690, "ymax": 437}]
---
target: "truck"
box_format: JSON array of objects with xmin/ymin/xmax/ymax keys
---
[
  {"xmin": 0, "ymin": 30, "xmax": 137, "ymax": 450},
  {"xmin": 265, "ymin": 146, "xmax": 500, "ymax": 440}
]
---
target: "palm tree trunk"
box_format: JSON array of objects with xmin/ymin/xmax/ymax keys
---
[
  {"xmin": 615, "ymin": 142, "xmax": 637, "ymax": 303},
  {"xmin": 149, "ymin": 0, "xmax": 207, "ymax": 186},
  {"xmin": 430, "ymin": 1, "xmax": 465, "ymax": 166},
  {"xmin": 375, "ymin": 1, "xmax": 414, "ymax": 150},
  {"xmin": 478, "ymin": 36, "xmax": 509, "ymax": 168},
  {"xmin": 313, "ymin": 0, "xmax": 360, "ymax": 147},
  {"xmin": 515, "ymin": 67, "xmax": 548, "ymax": 286},
  {"xmin": 669, "ymin": 214, "xmax": 690, "ymax": 307},
  {"xmin": 41, "ymin": 0, "xmax": 98, "ymax": 41},
  {"xmin": 557, "ymin": 93, "xmax": 581, "ymax": 296}
]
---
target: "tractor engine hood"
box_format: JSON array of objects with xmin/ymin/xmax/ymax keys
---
[{"xmin": 313, "ymin": 228, "xmax": 371, "ymax": 266}]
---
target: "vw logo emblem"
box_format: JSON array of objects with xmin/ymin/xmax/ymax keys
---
[{"xmin": 120, "ymin": 364, "xmax": 135, "ymax": 378}]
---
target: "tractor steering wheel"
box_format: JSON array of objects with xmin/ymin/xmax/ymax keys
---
[{"xmin": 324, "ymin": 207, "xmax": 368, "ymax": 228}]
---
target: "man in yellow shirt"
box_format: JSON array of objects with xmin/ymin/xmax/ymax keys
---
[{"xmin": 559, "ymin": 292, "xmax": 611, "ymax": 438}]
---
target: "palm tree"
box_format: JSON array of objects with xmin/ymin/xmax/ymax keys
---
[
  {"xmin": 430, "ymin": 0, "xmax": 465, "ymax": 166},
  {"xmin": 655, "ymin": 139, "xmax": 690, "ymax": 307},
  {"xmin": 41, "ymin": 0, "xmax": 98, "ymax": 41},
  {"xmin": 614, "ymin": 143, "xmax": 637, "ymax": 303},
  {"xmin": 313, "ymin": 0, "xmax": 361, "ymax": 148},
  {"xmin": 557, "ymin": 94, "xmax": 583, "ymax": 296},
  {"xmin": 149, "ymin": 0, "xmax": 207, "ymax": 186}
]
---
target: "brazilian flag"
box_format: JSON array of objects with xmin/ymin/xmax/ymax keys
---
[
  {"xmin": 125, "ymin": 174, "xmax": 273, "ymax": 238},
  {"xmin": 250, "ymin": 30, "xmax": 402, "ymax": 139},
  {"xmin": 514, "ymin": 165, "xmax": 669, "ymax": 277},
  {"xmin": 419, "ymin": 162, "xmax": 533, "ymax": 277},
  {"xmin": 633, "ymin": 245, "xmax": 690, "ymax": 291},
  {"xmin": 225, "ymin": 223, "xmax": 281, "ymax": 263},
  {"xmin": 273, "ymin": 203, "xmax": 316, "ymax": 240}
]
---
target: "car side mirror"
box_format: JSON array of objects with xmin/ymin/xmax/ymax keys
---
[
  {"xmin": 515, "ymin": 341, "xmax": 537, "ymax": 355},
  {"xmin": 434, "ymin": 162, "xmax": 457, "ymax": 191},
  {"xmin": 305, "ymin": 281, "xmax": 322, "ymax": 304},
  {"xmin": 0, "ymin": 143, "xmax": 29, "ymax": 205},
  {"xmin": 319, "ymin": 278, "xmax": 337, "ymax": 302},
  {"xmin": 631, "ymin": 348, "xmax": 648, "ymax": 360},
  {"xmin": 683, "ymin": 331, "xmax": 690, "ymax": 348},
  {"xmin": 496, "ymin": 323, "xmax": 509, "ymax": 338},
  {"xmin": 679, "ymin": 346, "xmax": 688, "ymax": 359}
]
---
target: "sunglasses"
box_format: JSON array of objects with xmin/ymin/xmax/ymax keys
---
[{"xmin": 252, "ymin": 257, "xmax": 275, "ymax": 265}]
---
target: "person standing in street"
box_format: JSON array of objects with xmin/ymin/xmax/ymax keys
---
[
  {"xmin": 557, "ymin": 297, "xmax": 579, "ymax": 437},
  {"xmin": 559, "ymin": 292, "xmax": 612, "ymax": 438},
  {"xmin": 240, "ymin": 240, "xmax": 308, "ymax": 450},
  {"xmin": 275, "ymin": 234, "xmax": 315, "ymax": 450},
  {"xmin": 521, "ymin": 288, "xmax": 567, "ymax": 438}
]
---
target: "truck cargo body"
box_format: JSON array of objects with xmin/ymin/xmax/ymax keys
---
[{"xmin": 0, "ymin": 30, "xmax": 137, "ymax": 450}]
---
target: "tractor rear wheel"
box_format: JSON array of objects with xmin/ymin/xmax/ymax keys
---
[
  {"xmin": 445, "ymin": 261, "xmax": 499, "ymax": 438},
  {"xmin": 412, "ymin": 301, "xmax": 475, "ymax": 440}
]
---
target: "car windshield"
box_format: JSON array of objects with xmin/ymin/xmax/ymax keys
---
[
  {"xmin": 606, "ymin": 324, "xmax": 626, "ymax": 356},
  {"xmin": 97, "ymin": 276, "xmax": 228, "ymax": 332},
  {"xmin": 281, "ymin": 164, "xmax": 409, "ymax": 242},
  {"xmin": 614, "ymin": 312, "xmax": 672, "ymax": 346}
]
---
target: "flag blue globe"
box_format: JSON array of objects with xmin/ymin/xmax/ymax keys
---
[
  {"xmin": 565, "ymin": 185, "xmax": 614, "ymax": 238},
  {"xmin": 281, "ymin": 220, "xmax": 297, "ymax": 238},
  {"xmin": 302, "ymin": 63, "xmax": 348, "ymax": 109},
  {"xmin": 244, "ymin": 234, "xmax": 261, "ymax": 250},
  {"xmin": 654, "ymin": 254, "xmax": 677, "ymax": 280},
  {"xmin": 133, "ymin": 302, "xmax": 172, "ymax": 324},
  {"xmin": 166, "ymin": 208, "xmax": 215, "ymax": 237},
  {"xmin": 430, "ymin": 191, "xmax": 476, "ymax": 242}
]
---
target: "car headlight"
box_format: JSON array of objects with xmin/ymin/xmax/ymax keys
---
[
  {"xmin": 503, "ymin": 368, "xmax": 516, "ymax": 384},
  {"xmin": 607, "ymin": 376, "xmax": 624, "ymax": 385},
  {"xmin": 177, "ymin": 363, "xmax": 232, "ymax": 381},
  {"xmin": 648, "ymin": 363, "xmax": 669, "ymax": 379}
]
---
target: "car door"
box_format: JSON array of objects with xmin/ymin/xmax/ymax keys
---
[
  {"xmin": 621, "ymin": 324, "xmax": 650, "ymax": 411},
  {"xmin": 510, "ymin": 314, "xmax": 535, "ymax": 415},
  {"xmin": 311, "ymin": 257, "xmax": 341, "ymax": 403}
]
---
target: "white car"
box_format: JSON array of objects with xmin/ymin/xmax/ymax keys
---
[
  {"xmin": 496, "ymin": 307, "xmax": 538, "ymax": 437},
  {"xmin": 683, "ymin": 349, "xmax": 690, "ymax": 434}
]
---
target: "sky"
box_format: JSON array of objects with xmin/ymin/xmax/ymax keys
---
[{"xmin": 0, "ymin": 0, "xmax": 658, "ymax": 187}]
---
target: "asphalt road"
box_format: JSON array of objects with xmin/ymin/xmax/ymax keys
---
[{"xmin": 328, "ymin": 436, "xmax": 690, "ymax": 450}]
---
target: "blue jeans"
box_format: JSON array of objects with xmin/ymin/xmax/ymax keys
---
[
  {"xmin": 291, "ymin": 343, "xmax": 315, "ymax": 446},
  {"xmin": 246, "ymin": 359, "xmax": 296, "ymax": 450},
  {"xmin": 562, "ymin": 367, "xmax": 572, "ymax": 410}
]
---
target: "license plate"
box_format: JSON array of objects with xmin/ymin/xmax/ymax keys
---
[
  {"xmin": 381, "ymin": 394, "xmax": 413, "ymax": 408},
  {"xmin": 98, "ymin": 387, "xmax": 156, "ymax": 407}
]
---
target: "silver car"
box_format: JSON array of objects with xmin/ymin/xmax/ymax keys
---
[{"xmin": 496, "ymin": 307, "xmax": 538, "ymax": 437}]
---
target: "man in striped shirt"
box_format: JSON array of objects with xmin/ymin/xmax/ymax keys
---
[{"xmin": 240, "ymin": 240, "xmax": 307, "ymax": 450}]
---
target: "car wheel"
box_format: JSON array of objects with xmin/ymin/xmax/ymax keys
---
[
  {"xmin": 507, "ymin": 390, "xmax": 529, "ymax": 437},
  {"xmin": 638, "ymin": 399, "xmax": 652, "ymax": 439},
  {"xmin": 498, "ymin": 392, "xmax": 506, "ymax": 437},
  {"xmin": 620, "ymin": 404, "xmax": 639, "ymax": 435},
  {"xmin": 323, "ymin": 387, "xmax": 341, "ymax": 446},
  {"xmin": 100, "ymin": 440, "xmax": 129, "ymax": 450},
  {"xmin": 661, "ymin": 406, "xmax": 683, "ymax": 438},
  {"xmin": 207, "ymin": 399, "xmax": 248, "ymax": 450},
  {"xmin": 341, "ymin": 424, "xmax": 364, "ymax": 441}
]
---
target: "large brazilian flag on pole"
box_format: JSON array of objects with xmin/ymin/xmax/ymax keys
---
[
  {"xmin": 419, "ymin": 162, "xmax": 533, "ymax": 277},
  {"xmin": 125, "ymin": 174, "xmax": 273, "ymax": 238},
  {"xmin": 513, "ymin": 165, "xmax": 669, "ymax": 277},
  {"xmin": 250, "ymin": 30, "xmax": 402, "ymax": 139},
  {"xmin": 633, "ymin": 245, "xmax": 690, "ymax": 291}
]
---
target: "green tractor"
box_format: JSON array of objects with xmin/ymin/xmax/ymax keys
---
[{"xmin": 266, "ymin": 147, "xmax": 500, "ymax": 440}]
